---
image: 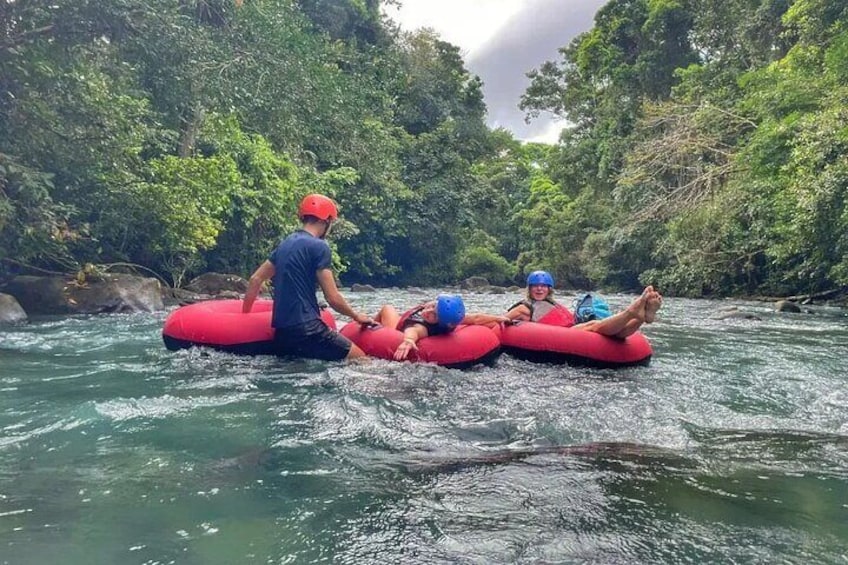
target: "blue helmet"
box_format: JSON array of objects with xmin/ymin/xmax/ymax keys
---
[
  {"xmin": 527, "ymin": 270, "xmax": 554, "ymax": 287},
  {"xmin": 435, "ymin": 294, "xmax": 466, "ymax": 328}
]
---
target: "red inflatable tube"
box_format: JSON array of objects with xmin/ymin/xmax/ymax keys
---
[
  {"xmin": 162, "ymin": 299, "xmax": 336, "ymax": 355},
  {"xmin": 339, "ymin": 323, "xmax": 501, "ymax": 369},
  {"xmin": 495, "ymin": 322, "xmax": 652, "ymax": 368}
]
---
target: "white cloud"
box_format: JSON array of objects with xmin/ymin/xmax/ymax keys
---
[
  {"xmin": 383, "ymin": 1, "xmax": 604, "ymax": 141},
  {"xmin": 523, "ymin": 119, "xmax": 567, "ymax": 145},
  {"xmin": 383, "ymin": 1, "xmax": 522, "ymax": 57}
]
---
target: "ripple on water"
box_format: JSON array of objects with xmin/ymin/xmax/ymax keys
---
[
  {"xmin": 0, "ymin": 416, "xmax": 90, "ymax": 449},
  {"xmin": 94, "ymin": 393, "xmax": 251, "ymax": 422},
  {"xmin": 1, "ymin": 295, "xmax": 848, "ymax": 564}
]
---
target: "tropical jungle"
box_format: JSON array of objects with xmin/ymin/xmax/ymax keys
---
[{"xmin": 2, "ymin": 0, "xmax": 847, "ymax": 300}]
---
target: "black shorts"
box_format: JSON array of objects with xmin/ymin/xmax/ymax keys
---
[{"xmin": 273, "ymin": 319, "xmax": 352, "ymax": 361}]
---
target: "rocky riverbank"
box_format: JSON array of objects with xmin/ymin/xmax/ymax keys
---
[{"xmin": 1, "ymin": 272, "xmax": 844, "ymax": 325}]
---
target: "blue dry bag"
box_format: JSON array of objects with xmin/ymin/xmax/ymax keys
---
[{"xmin": 572, "ymin": 293, "xmax": 611, "ymax": 324}]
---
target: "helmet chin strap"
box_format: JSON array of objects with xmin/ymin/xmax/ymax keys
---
[{"xmin": 318, "ymin": 219, "xmax": 332, "ymax": 239}]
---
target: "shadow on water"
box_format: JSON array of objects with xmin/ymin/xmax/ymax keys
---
[
  {"xmin": 3, "ymin": 293, "xmax": 848, "ymax": 564},
  {"xmin": 197, "ymin": 427, "xmax": 848, "ymax": 563},
  {"xmin": 394, "ymin": 441, "xmax": 697, "ymax": 475},
  {"xmin": 212, "ymin": 426, "xmax": 848, "ymax": 481},
  {"xmin": 684, "ymin": 424, "xmax": 848, "ymax": 474},
  {"xmin": 205, "ymin": 440, "xmax": 697, "ymax": 484}
]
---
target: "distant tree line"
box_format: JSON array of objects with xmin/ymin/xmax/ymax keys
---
[{"xmin": 1, "ymin": 0, "xmax": 846, "ymax": 297}]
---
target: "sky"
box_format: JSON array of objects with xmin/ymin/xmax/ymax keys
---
[{"xmin": 383, "ymin": 0, "xmax": 607, "ymax": 143}]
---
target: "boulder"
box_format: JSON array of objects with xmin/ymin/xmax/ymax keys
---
[
  {"xmin": 2, "ymin": 276, "xmax": 69, "ymax": 315},
  {"xmin": 0, "ymin": 293, "xmax": 27, "ymax": 324},
  {"xmin": 3, "ymin": 274, "xmax": 164, "ymax": 315},
  {"xmin": 184, "ymin": 272, "xmax": 249, "ymax": 295},
  {"xmin": 711, "ymin": 311, "xmax": 763, "ymax": 321},
  {"xmin": 164, "ymin": 287, "xmax": 211, "ymax": 307},
  {"xmin": 775, "ymin": 300, "xmax": 802, "ymax": 313},
  {"xmin": 460, "ymin": 276, "xmax": 490, "ymax": 290},
  {"xmin": 351, "ymin": 283, "xmax": 376, "ymax": 292}
]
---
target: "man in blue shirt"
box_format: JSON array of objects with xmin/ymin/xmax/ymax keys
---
[{"xmin": 242, "ymin": 194, "xmax": 372, "ymax": 361}]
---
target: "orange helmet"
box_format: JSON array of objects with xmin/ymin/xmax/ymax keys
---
[{"xmin": 298, "ymin": 194, "xmax": 338, "ymax": 221}]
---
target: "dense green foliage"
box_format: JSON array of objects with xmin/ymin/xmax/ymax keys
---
[
  {"xmin": 522, "ymin": 0, "xmax": 848, "ymax": 296},
  {"xmin": 1, "ymin": 0, "xmax": 846, "ymax": 298}
]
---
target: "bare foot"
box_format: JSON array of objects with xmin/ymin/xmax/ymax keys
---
[
  {"xmin": 625, "ymin": 289, "xmax": 648, "ymax": 323},
  {"xmin": 645, "ymin": 290, "xmax": 662, "ymax": 323}
]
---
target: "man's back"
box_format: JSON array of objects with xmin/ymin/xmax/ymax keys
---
[{"xmin": 269, "ymin": 230, "xmax": 331, "ymax": 328}]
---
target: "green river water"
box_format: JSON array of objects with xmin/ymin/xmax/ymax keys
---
[{"xmin": 1, "ymin": 289, "xmax": 847, "ymax": 564}]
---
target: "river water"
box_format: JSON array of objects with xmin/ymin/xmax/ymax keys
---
[{"xmin": 1, "ymin": 289, "xmax": 847, "ymax": 564}]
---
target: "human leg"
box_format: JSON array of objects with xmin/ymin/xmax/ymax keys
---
[
  {"xmin": 374, "ymin": 304, "xmax": 401, "ymax": 328},
  {"xmin": 574, "ymin": 290, "xmax": 648, "ymax": 339},
  {"xmin": 345, "ymin": 342, "xmax": 368, "ymax": 360},
  {"xmin": 341, "ymin": 305, "xmax": 403, "ymax": 361},
  {"xmin": 274, "ymin": 320, "xmax": 356, "ymax": 361}
]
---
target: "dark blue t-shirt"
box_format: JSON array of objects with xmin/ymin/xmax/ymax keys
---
[{"xmin": 269, "ymin": 230, "xmax": 332, "ymax": 329}]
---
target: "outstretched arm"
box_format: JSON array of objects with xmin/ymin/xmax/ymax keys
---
[
  {"xmin": 394, "ymin": 323, "xmax": 429, "ymax": 360},
  {"xmin": 461, "ymin": 312, "xmax": 512, "ymax": 328},
  {"xmin": 243, "ymin": 260, "xmax": 275, "ymax": 313},
  {"xmin": 316, "ymin": 269, "xmax": 373, "ymax": 325},
  {"xmin": 461, "ymin": 304, "xmax": 528, "ymax": 327},
  {"xmin": 505, "ymin": 304, "xmax": 530, "ymax": 321}
]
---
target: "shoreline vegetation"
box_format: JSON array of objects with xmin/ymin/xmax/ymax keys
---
[
  {"xmin": 3, "ymin": 1, "xmax": 848, "ymax": 302},
  {"xmin": 1, "ymin": 270, "xmax": 845, "ymax": 324}
]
